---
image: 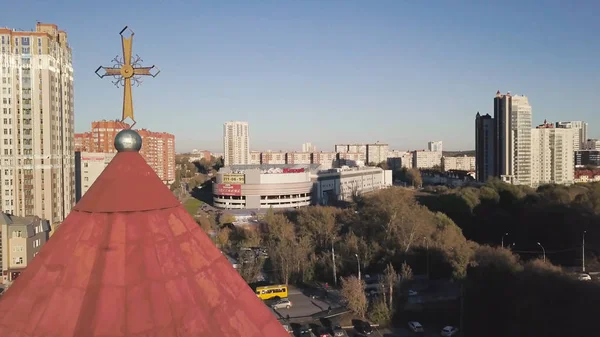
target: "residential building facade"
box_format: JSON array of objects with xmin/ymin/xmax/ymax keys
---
[
  {"xmin": 575, "ymin": 150, "xmax": 600, "ymax": 168},
  {"xmin": 0, "ymin": 213, "xmax": 50, "ymax": 284},
  {"xmin": 556, "ymin": 121, "xmax": 587, "ymax": 151},
  {"xmin": 531, "ymin": 122, "xmax": 575, "ymax": 186},
  {"xmin": 412, "ymin": 150, "xmax": 442, "ymax": 169},
  {"xmin": 74, "ymin": 151, "xmax": 116, "ymax": 202},
  {"xmin": 0, "ymin": 23, "xmax": 75, "ymax": 226},
  {"xmin": 223, "ymin": 121, "xmax": 250, "ymax": 166},
  {"xmin": 366, "ymin": 142, "xmax": 389, "ymax": 165},
  {"xmin": 428, "ymin": 141, "xmax": 443, "ymax": 152},
  {"xmin": 584, "ymin": 139, "xmax": 600, "ymax": 150},
  {"xmin": 493, "ymin": 92, "xmax": 532, "ymax": 186},
  {"xmin": 443, "ymin": 155, "xmax": 475, "ymax": 171},
  {"xmin": 301, "ymin": 142, "xmax": 316, "ymax": 153},
  {"xmin": 75, "ymin": 121, "xmax": 176, "ymax": 183}
]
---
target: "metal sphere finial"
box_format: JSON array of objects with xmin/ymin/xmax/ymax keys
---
[{"xmin": 114, "ymin": 129, "xmax": 142, "ymax": 152}]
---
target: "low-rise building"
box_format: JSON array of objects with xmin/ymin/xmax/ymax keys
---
[
  {"xmin": 75, "ymin": 152, "xmax": 116, "ymax": 202},
  {"xmin": 213, "ymin": 164, "xmax": 393, "ymax": 209},
  {"xmin": 442, "ymin": 155, "xmax": 475, "ymax": 171},
  {"xmin": 574, "ymin": 170, "xmax": 600, "ymax": 183},
  {"xmin": 0, "ymin": 213, "xmax": 51, "ymax": 285}
]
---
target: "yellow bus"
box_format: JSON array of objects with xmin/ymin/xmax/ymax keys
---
[{"xmin": 255, "ymin": 284, "xmax": 288, "ymax": 300}]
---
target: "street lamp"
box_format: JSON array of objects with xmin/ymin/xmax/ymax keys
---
[
  {"xmin": 537, "ymin": 242, "xmax": 546, "ymax": 263},
  {"xmin": 501, "ymin": 232, "xmax": 509, "ymax": 248},
  {"xmin": 583, "ymin": 231, "xmax": 587, "ymax": 273},
  {"xmin": 355, "ymin": 253, "xmax": 361, "ymax": 281}
]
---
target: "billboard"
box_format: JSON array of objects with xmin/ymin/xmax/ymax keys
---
[
  {"xmin": 222, "ymin": 173, "xmax": 245, "ymax": 184},
  {"xmin": 283, "ymin": 168, "xmax": 305, "ymax": 173},
  {"xmin": 215, "ymin": 184, "xmax": 242, "ymax": 196}
]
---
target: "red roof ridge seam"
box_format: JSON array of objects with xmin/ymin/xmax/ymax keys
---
[{"xmin": 71, "ymin": 204, "xmax": 182, "ymax": 214}]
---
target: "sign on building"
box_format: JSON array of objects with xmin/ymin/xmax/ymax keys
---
[
  {"xmin": 215, "ymin": 184, "xmax": 242, "ymax": 196},
  {"xmin": 222, "ymin": 174, "xmax": 245, "ymax": 184}
]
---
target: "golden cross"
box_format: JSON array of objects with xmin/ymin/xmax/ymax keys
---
[{"xmin": 95, "ymin": 26, "xmax": 160, "ymax": 128}]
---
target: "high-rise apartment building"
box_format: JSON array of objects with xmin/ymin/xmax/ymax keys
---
[
  {"xmin": 75, "ymin": 120, "xmax": 176, "ymax": 183},
  {"xmin": 584, "ymin": 139, "xmax": 600, "ymax": 150},
  {"xmin": 494, "ymin": 91, "xmax": 532, "ymax": 186},
  {"xmin": 475, "ymin": 112, "xmax": 495, "ymax": 182},
  {"xmin": 428, "ymin": 141, "xmax": 443, "ymax": 152},
  {"xmin": 531, "ymin": 121, "xmax": 575, "ymax": 186},
  {"xmin": 223, "ymin": 121, "xmax": 250, "ymax": 166},
  {"xmin": 301, "ymin": 142, "xmax": 316, "ymax": 153},
  {"xmin": 556, "ymin": 121, "xmax": 587, "ymax": 151},
  {"xmin": 0, "ymin": 23, "xmax": 75, "ymax": 226},
  {"xmin": 366, "ymin": 142, "xmax": 389, "ymax": 165}
]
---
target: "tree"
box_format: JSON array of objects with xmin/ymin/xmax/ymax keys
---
[
  {"xmin": 263, "ymin": 211, "xmax": 298, "ymax": 285},
  {"xmin": 382, "ymin": 263, "xmax": 398, "ymax": 309},
  {"xmin": 406, "ymin": 168, "xmax": 422, "ymax": 188},
  {"xmin": 238, "ymin": 257, "xmax": 265, "ymax": 283},
  {"xmin": 341, "ymin": 276, "xmax": 367, "ymax": 318}
]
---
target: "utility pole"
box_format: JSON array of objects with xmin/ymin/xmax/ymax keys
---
[
  {"xmin": 501, "ymin": 232, "xmax": 508, "ymax": 248},
  {"xmin": 332, "ymin": 242, "xmax": 337, "ymax": 286},
  {"xmin": 355, "ymin": 253, "xmax": 361, "ymax": 281},
  {"xmin": 583, "ymin": 231, "xmax": 587, "ymax": 273}
]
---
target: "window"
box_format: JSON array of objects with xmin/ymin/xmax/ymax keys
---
[
  {"xmin": 14, "ymin": 257, "xmax": 23, "ymax": 265},
  {"xmin": 21, "ymin": 37, "xmax": 30, "ymax": 46},
  {"xmin": 13, "ymin": 230, "xmax": 22, "ymax": 238}
]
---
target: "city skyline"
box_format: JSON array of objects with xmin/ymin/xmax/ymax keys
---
[{"xmin": 3, "ymin": 1, "xmax": 599, "ymax": 152}]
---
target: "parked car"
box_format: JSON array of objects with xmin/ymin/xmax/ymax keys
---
[
  {"xmin": 332, "ymin": 325, "xmax": 348, "ymax": 337},
  {"xmin": 578, "ymin": 273, "xmax": 592, "ymax": 281},
  {"xmin": 408, "ymin": 289, "xmax": 418, "ymax": 296},
  {"xmin": 298, "ymin": 324, "xmax": 316, "ymax": 337},
  {"xmin": 281, "ymin": 323, "xmax": 294, "ymax": 335},
  {"xmin": 271, "ymin": 298, "xmax": 292, "ymax": 310},
  {"xmin": 441, "ymin": 326, "xmax": 459, "ymax": 336},
  {"xmin": 355, "ymin": 321, "xmax": 373, "ymax": 335},
  {"xmin": 316, "ymin": 327, "xmax": 332, "ymax": 337},
  {"xmin": 408, "ymin": 321, "xmax": 424, "ymax": 333}
]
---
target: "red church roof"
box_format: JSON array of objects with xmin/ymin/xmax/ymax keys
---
[{"xmin": 0, "ymin": 131, "xmax": 288, "ymax": 337}]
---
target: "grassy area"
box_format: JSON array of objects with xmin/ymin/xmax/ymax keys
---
[{"xmin": 183, "ymin": 198, "xmax": 203, "ymax": 216}]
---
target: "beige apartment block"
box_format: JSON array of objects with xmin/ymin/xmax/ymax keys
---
[
  {"xmin": 75, "ymin": 152, "xmax": 116, "ymax": 202},
  {"xmin": 0, "ymin": 23, "xmax": 75, "ymax": 227},
  {"xmin": 412, "ymin": 150, "xmax": 442, "ymax": 169},
  {"xmin": 0, "ymin": 212, "xmax": 50, "ymax": 285},
  {"xmin": 286, "ymin": 152, "xmax": 312, "ymax": 164},
  {"xmin": 442, "ymin": 155, "xmax": 476, "ymax": 171},
  {"xmin": 223, "ymin": 121, "xmax": 250, "ymax": 166}
]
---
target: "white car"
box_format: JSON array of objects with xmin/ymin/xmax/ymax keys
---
[
  {"xmin": 408, "ymin": 289, "xmax": 418, "ymax": 296},
  {"xmin": 577, "ymin": 273, "xmax": 592, "ymax": 281},
  {"xmin": 271, "ymin": 298, "xmax": 292, "ymax": 310},
  {"xmin": 441, "ymin": 326, "xmax": 459, "ymax": 336},
  {"xmin": 408, "ymin": 321, "xmax": 424, "ymax": 333}
]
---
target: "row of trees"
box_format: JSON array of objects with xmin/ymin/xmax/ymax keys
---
[{"xmin": 418, "ymin": 179, "xmax": 600, "ymax": 267}]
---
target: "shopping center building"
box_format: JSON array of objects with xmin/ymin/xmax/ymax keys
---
[{"xmin": 213, "ymin": 164, "xmax": 392, "ymax": 209}]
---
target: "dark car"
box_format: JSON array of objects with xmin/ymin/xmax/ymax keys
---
[
  {"xmin": 298, "ymin": 324, "xmax": 315, "ymax": 337},
  {"xmin": 355, "ymin": 321, "xmax": 373, "ymax": 335}
]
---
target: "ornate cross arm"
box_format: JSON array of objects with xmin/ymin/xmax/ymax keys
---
[{"xmin": 95, "ymin": 26, "xmax": 160, "ymax": 128}]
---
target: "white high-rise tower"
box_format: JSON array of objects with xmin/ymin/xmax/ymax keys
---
[
  {"xmin": 223, "ymin": 121, "xmax": 250, "ymax": 166},
  {"xmin": 0, "ymin": 23, "xmax": 75, "ymax": 227},
  {"xmin": 556, "ymin": 121, "xmax": 588, "ymax": 151}
]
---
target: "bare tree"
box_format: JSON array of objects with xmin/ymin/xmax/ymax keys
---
[
  {"xmin": 383, "ymin": 263, "xmax": 399, "ymax": 309},
  {"xmin": 341, "ymin": 276, "xmax": 368, "ymax": 318}
]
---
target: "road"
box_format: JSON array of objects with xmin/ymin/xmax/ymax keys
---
[{"xmin": 269, "ymin": 286, "xmax": 337, "ymax": 320}]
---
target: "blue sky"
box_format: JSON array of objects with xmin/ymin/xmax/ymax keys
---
[{"xmin": 3, "ymin": 1, "xmax": 599, "ymax": 152}]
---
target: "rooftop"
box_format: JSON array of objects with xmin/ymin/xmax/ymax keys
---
[{"xmin": 0, "ymin": 130, "xmax": 288, "ymax": 337}]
